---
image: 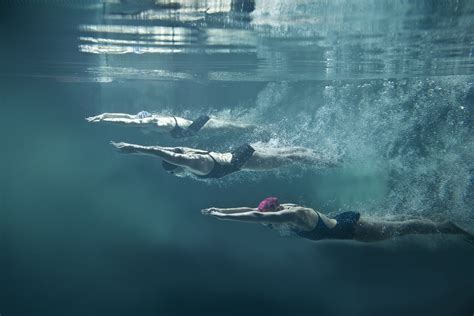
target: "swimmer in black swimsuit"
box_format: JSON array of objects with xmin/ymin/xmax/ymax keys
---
[
  {"xmin": 86, "ymin": 111, "xmax": 255, "ymax": 138},
  {"xmin": 202, "ymin": 197, "xmax": 474, "ymax": 242},
  {"xmin": 111, "ymin": 142, "xmax": 341, "ymax": 179}
]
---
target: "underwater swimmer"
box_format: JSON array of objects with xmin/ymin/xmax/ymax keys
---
[
  {"xmin": 86, "ymin": 111, "xmax": 254, "ymax": 138},
  {"xmin": 111, "ymin": 142, "xmax": 340, "ymax": 179},
  {"xmin": 202, "ymin": 197, "xmax": 473, "ymax": 242}
]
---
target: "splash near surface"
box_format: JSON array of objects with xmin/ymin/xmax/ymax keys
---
[
  {"xmin": 314, "ymin": 77, "xmax": 473, "ymax": 222},
  {"xmin": 219, "ymin": 77, "xmax": 473, "ymax": 224}
]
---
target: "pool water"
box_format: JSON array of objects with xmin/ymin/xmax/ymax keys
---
[{"xmin": 0, "ymin": 1, "xmax": 473, "ymax": 315}]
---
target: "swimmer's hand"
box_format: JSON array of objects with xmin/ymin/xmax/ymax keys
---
[
  {"xmin": 201, "ymin": 208, "xmax": 226, "ymax": 220},
  {"xmin": 85, "ymin": 114, "xmax": 104, "ymax": 122},
  {"xmin": 201, "ymin": 208, "xmax": 219, "ymax": 216},
  {"xmin": 111, "ymin": 141, "xmax": 136, "ymax": 154}
]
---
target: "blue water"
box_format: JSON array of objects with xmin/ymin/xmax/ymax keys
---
[{"xmin": 1, "ymin": 1, "xmax": 473, "ymax": 315}]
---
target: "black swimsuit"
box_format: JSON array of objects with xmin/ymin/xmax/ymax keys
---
[
  {"xmin": 197, "ymin": 144, "xmax": 255, "ymax": 179},
  {"xmin": 296, "ymin": 211, "xmax": 360, "ymax": 241},
  {"xmin": 161, "ymin": 144, "xmax": 255, "ymax": 179},
  {"xmin": 170, "ymin": 115, "xmax": 210, "ymax": 138}
]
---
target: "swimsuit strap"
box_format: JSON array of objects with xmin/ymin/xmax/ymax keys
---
[
  {"xmin": 316, "ymin": 211, "xmax": 333, "ymax": 230},
  {"xmin": 197, "ymin": 145, "xmax": 254, "ymax": 179},
  {"xmin": 170, "ymin": 115, "xmax": 210, "ymax": 139},
  {"xmin": 195, "ymin": 152, "xmax": 230, "ymax": 179},
  {"xmin": 206, "ymin": 152, "xmax": 218, "ymax": 164},
  {"xmin": 316, "ymin": 211, "xmax": 324, "ymax": 227},
  {"xmin": 170, "ymin": 116, "xmax": 185, "ymax": 138},
  {"xmin": 296, "ymin": 211, "xmax": 360, "ymax": 241}
]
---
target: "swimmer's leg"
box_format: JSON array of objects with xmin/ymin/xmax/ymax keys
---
[
  {"xmin": 383, "ymin": 214, "xmax": 423, "ymax": 221},
  {"xmin": 242, "ymin": 151, "xmax": 294, "ymax": 170},
  {"xmin": 202, "ymin": 118, "xmax": 256, "ymax": 131},
  {"xmin": 110, "ymin": 142, "xmax": 213, "ymax": 175},
  {"xmin": 272, "ymin": 146, "xmax": 315, "ymax": 154},
  {"xmin": 284, "ymin": 151, "xmax": 341, "ymax": 167},
  {"xmin": 354, "ymin": 218, "xmax": 472, "ymax": 242},
  {"xmin": 243, "ymin": 149, "xmax": 341, "ymax": 170}
]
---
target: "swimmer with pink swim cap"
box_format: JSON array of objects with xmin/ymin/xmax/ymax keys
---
[
  {"xmin": 202, "ymin": 197, "xmax": 473, "ymax": 242},
  {"xmin": 257, "ymin": 197, "xmax": 281, "ymax": 212}
]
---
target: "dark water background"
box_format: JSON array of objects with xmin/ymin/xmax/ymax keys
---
[{"xmin": 1, "ymin": 1, "xmax": 474, "ymax": 315}]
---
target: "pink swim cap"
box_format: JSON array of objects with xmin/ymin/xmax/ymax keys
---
[{"xmin": 258, "ymin": 197, "xmax": 280, "ymax": 212}]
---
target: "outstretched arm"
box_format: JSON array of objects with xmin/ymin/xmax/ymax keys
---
[
  {"xmin": 86, "ymin": 113, "xmax": 157, "ymax": 127},
  {"xmin": 201, "ymin": 207, "xmax": 257, "ymax": 214},
  {"xmin": 111, "ymin": 142, "xmax": 195, "ymax": 167},
  {"xmin": 204, "ymin": 209, "xmax": 299, "ymax": 224},
  {"xmin": 87, "ymin": 113, "xmax": 135, "ymax": 121},
  {"xmin": 111, "ymin": 141, "xmax": 214, "ymax": 176}
]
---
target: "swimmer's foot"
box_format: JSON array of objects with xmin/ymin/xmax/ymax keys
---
[
  {"xmin": 324, "ymin": 155, "xmax": 344, "ymax": 168},
  {"xmin": 440, "ymin": 221, "xmax": 472, "ymax": 236},
  {"xmin": 300, "ymin": 153, "xmax": 343, "ymax": 168},
  {"xmin": 464, "ymin": 234, "xmax": 474, "ymax": 245},
  {"xmin": 301, "ymin": 149, "xmax": 344, "ymax": 168},
  {"xmin": 437, "ymin": 221, "xmax": 474, "ymax": 244}
]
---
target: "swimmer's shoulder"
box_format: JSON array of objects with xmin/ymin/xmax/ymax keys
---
[
  {"xmin": 281, "ymin": 203, "xmax": 311, "ymax": 211},
  {"xmin": 281, "ymin": 203, "xmax": 300, "ymax": 208},
  {"xmin": 281, "ymin": 205, "xmax": 318, "ymax": 230},
  {"xmin": 153, "ymin": 116, "xmax": 176, "ymax": 127},
  {"xmin": 281, "ymin": 204, "xmax": 317, "ymax": 217}
]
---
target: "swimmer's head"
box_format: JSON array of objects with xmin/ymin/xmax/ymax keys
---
[
  {"xmin": 161, "ymin": 161, "xmax": 185, "ymax": 177},
  {"xmin": 258, "ymin": 197, "xmax": 280, "ymax": 212},
  {"xmin": 136, "ymin": 111, "xmax": 152, "ymax": 119},
  {"xmin": 162, "ymin": 148, "xmax": 187, "ymax": 176}
]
